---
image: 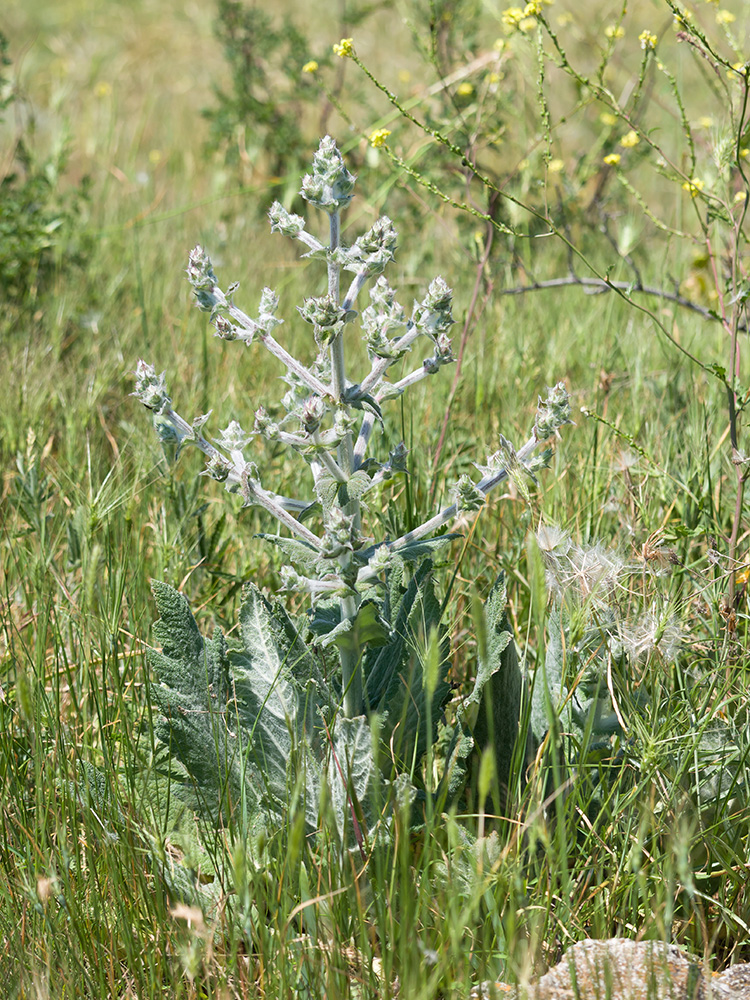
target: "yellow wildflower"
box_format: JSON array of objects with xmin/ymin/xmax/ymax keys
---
[
  {"xmin": 524, "ymin": 1, "xmax": 543, "ymax": 14},
  {"xmin": 502, "ymin": 7, "xmax": 525, "ymax": 28},
  {"xmin": 369, "ymin": 128, "xmax": 391, "ymax": 148},
  {"xmin": 333, "ymin": 38, "xmax": 354, "ymax": 58},
  {"xmin": 519, "ymin": 17, "xmax": 537, "ymax": 31},
  {"xmin": 697, "ymin": 116, "xmax": 714, "ymax": 128},
  {"xmin": 716, "ymin": 9, "xmax": 736, "ymax": 24},
  {"xmin": 605, "ymin": 25, "xmax": 625, "ymax": 39},
  {"xmin": 556, "ymin": 11, "xmax": 573, "ymax": 26},
  {"xmin": 620, "ymin": 130, "xmax": 640, "ymax": 148},
  {"xmin": 302, "ymin": 60, "xmax": 319, "ymax": 74},
  {"xmin": 734, "ymin": 190, "xmax": 747, "ymax": 202},
  {"xmin": 600, "ymin": 112, "xmax": 618, "ymax": 126},
  {"xmin": 639, "ymin": 30, "xmax": 658, "ymax": 49},
  {"xmin": 603, "ymin": 153, "xmax": 621, "ymax": 166},
  {"xmin": 682, "ymin": 178, "xmax": 704, "ymax": 197},
  {"xmin": 457, "ymin": 82, "xmax": 474, "ymax": 97},
  {"xmin": 548, "ymin": 158, "xmax": 564, "ymax": 173}
]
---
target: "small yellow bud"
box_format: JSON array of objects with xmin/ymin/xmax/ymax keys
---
[
  {"xmin": 456, "ymin": 81, "xmax": 474, "ymax": 97},
  {"xmin": 682, "ymin": 178, "xmax": 704, "ymax": 197},
  {"xmin": 619, "ymin": 130, "xmax": 640, "ymax": 148},
  {"xmin": 302, "ymin": 60, "xmax": 319, "ymax": 74},
  {"xmin": 734, "ymin": 190, "xmax": 747, "ymax": 203},
  {"xmin": 333, "ymin": 38, "xmax": 354, "ymax": 58},
  {"xmin": 548, "ymin": 158, "xmax": 564, "ymax": 173},
  {"xmin": 605, "ymin": 25, "xmax": 625, "ymax": 39},
  {"xmin": 603, "ymin": 153, "xmax": 621, "ymax": 166},
  {"xmin": 600, "ymin": 112, "xmax": 618, "ymax": 126}
]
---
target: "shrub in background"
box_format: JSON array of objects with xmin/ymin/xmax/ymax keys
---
[{"xmin": 0, "ymin": 32, "xmax": 91, "ymax": 305}]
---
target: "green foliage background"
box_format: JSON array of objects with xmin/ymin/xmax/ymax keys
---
[{"xmin": 1, "ymin": 0, "xmax": 748, "ymax": 996}]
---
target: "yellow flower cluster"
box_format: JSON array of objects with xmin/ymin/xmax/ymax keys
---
[
  {"xmin": 369, "ymin": 129, "xmax": 391, "ymax": 148},
  {"xmin": 682, "ymin": 178, "xmax": 704, "ymax": 197},
  {"xmin": 302, "ymin": 61, "xmax": 319, "ymax": 74},
  {"xmin": 333, "ymin": 38, "xmax": 354, "ymax": 58},
  {"xmin": 603, "ymin": 153, "xmax": 621, "ymax": 166},
  {"xmin": 456, "ymin": 81, "xmax": 474, "ymax": 97},
  {"xmin": 620, "ymin": 130, "xmax": 640, "ymax": 148},
  {"xmin": 502, "ymin": 1, "xmax": 550, "ymax": 31},
  {"xmin": 639, "ymin": 30, "xmax": 658, "ymax": 49}
]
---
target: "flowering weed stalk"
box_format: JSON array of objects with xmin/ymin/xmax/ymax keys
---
[{"xmin": 134, "ymin": 136, "xmax": 571, "ymax": 721}]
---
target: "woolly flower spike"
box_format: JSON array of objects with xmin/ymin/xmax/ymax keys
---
[
  {"xmin": 301, "ymin": 135, "xmax": 356, "ymax": 213},
  {"xmin": 639, "ymin": 30, "xmax": 658, "ymax": 49},
  {"xmin": 133, "ymin": 360, "xmax": 171, "ymax": 413},
  {"xmin": 534, "ymin": 382, "xmax": 573, "ymax": 441},
  {"xmin": 369, "ymin": 128, "xmax": 391, "ymax": 148},
  {"xmin": 333, "ymin": 38, "xmax": 354, "ymax": 58},
  {"xmin": 186, "ymin": 245, "xmax": 220, "ymax": 312}
]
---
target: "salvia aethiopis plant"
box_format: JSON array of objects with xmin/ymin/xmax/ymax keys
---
[{"xmin": 133, "ymin": 136, "xmax": 571, "ymax": 843}]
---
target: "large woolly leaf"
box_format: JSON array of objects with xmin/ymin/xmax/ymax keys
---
[
  {"xmin": 326, "ymin": 716, "xmax": 385, "ymax": 849},
  {"xmin": 435, "ymin": 575, "xmax": 528, "ymax": 811},
  {"xmin": 313, "ymin": 598, "xmax": 391, "ymax": 652},
  {"xmin": 364, "ymin": 559, "xmax": 451, "ymax": 769},
  {"xmin": 149, "ymin": 582, "xmax": 255, "ymax": 826},
  {"xmin": 147, "ymin": 581, "xmax": 399, "ymax": 845},
  {"xmin": 256, "ymin": 534, "xmax": 320, "ymax": 571},
  {"xmin": 471, "ymin": 575, "xmax": 532, "ymax": 811}
]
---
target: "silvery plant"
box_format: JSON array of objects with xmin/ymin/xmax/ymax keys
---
[{"xmin": 133, "ymin": 137, "xmax": 571, "ymax": 849}]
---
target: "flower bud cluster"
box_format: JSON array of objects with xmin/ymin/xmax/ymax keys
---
[
  {"xmin": 361, "ymin": 278, "xmax": 407, "ymax": 359},
  {"xmin": 338, "ymin": 217, "xmax": 398, "ymax": 276},
  {"xmin": 186, "ymin": 245, "xmax": 220, "ymax": 313},
  {"xmin": 413, "ymin": 277, "xmax": 455, "ymax": 339},
  {"xmin": 423, "ymin": 332, "xmax": 455, "ymax": 374},
  {"xmin": 535, "ymin": 381, "xmax": 573, "ymax": 441},
  {"xmin": 268, "ymin": 202, "xmax": 305, "ymax": 237},
  {"xmin": 301, "ymin": 135, "xmax": 356, "ymax": 213},
  {"xmin": 454, "ymin": 474, "xmax": 486, "ymax": 513},
  {"xmin": 133, "ymin": 360, "xmax": 171, "ymax": 413},
  {"xmin": 298, "ymin": 294, "xmax": 348, "ymax": 346}
]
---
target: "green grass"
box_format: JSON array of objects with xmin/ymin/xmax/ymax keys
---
[{"xmin": 2, "ymin": 0, "xmax": 749, "ymax": 996}]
